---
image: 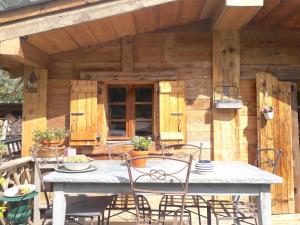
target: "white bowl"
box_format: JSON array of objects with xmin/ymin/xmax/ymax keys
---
[{"xmin": 63, "ymin": 162, "xmax": 91, "ymax": 171}]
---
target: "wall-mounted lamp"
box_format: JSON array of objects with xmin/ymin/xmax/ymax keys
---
[{"xmin": 26, "ymin": 72, "xmax": 38, "ymax": 92}]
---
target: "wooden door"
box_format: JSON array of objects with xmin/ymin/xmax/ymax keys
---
[
  {"xmin": 70, "ymin": 80, "xmax": 98, "ymax": 146},
  {"xmin": 256, "ymin": 72, "xmax": 294, "ymax": 214},
  {"xmin": 158, "ymin": 81, "xmax": 186, "ymax": 144}
]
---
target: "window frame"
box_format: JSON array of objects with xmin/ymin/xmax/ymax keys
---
[{"xmin": 106, "ymin": 83, "xmax": 154, "ymax": 141}]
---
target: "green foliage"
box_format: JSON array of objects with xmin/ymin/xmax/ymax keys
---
[
  {"xmin": 0, "ymin": 178, "xmax": 6, "ymax": 218},
  {"xmin": 132, "ymin": 136, "xmax": 152, "ymax": 151},
  {"xmin": 0, "ymin": 70, "xmax": 23, "ymax": 103},
  {"xmin": 33, "ymin": 128, "xmax": 69, "ymax": 144}
]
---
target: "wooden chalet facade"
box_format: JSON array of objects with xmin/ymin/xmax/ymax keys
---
[{"xmin": 0, "ymin": 0, "xmax": 300, "ymax": 216}]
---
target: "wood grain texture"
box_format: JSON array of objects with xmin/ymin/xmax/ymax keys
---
[
  {"xmin": 70, "ymin": 80, "xmax": 98, "ymax": 146},
  {"xmin": 159, "ymin": 81, "xmax": 186, "ymax": 144},
  {"xmin": 212, "ymin": 31, "xmax": 242, "ymax": 161},
  {"xmin": 292, "ymin": 83, "xmax": 300, "ymax": 213},
  {"xmin": 22, "ymin": 68, "xmax": 47, "ymax": 156},
  {"xmin": 256, "ymin": 72, "xmax": 295, "ymax": 214}
]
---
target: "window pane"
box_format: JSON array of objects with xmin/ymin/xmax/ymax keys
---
[
  {"xmin": 110, "ymin": 105, "xmax": 126, "ymax": 119},
  {"xmin": 135, "ymin": 122, "xmax": 152, "ymax": 136},
  {"xmin": 135, "ymin": 105, "xmax": 152, "ymax": 119},
  {"xmin": 109, "ymin": 122, "xmax": 126, "ymax": 136},
  {"xmin": 135, "ymin": 88, "xmax": 153, "ymax": 102},
  {"xmin": 109, "ymin": 88, "xmax": 126, "ymax": 102}
]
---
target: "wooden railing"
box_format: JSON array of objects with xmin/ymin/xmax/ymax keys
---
[
  {"xmin": 0, "ymin": 157, "xmax": 34, "ymax": 225},
  {"xmin": 0, "ymin": 157, "xmax": 33, "ymax": 191}
]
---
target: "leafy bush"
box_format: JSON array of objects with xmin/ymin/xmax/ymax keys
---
[
  {"xmin": 33, "ymin": 128, "xmax": 68, "ymax": 144},
  {"xmin": 0, "ymin": 70, "xmax": 23, "ymax": 103},
  {"xmin": 132, "ymin": 136, "xmax": 152, "ymax": 151}
]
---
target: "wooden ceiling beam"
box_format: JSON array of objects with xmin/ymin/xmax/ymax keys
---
[
  {"xmin": 0, "ymin": 38, "xmax": 49, "ymax": 68},
  {"xmin": 0, "ymin": 0, "xmax": 178, "ymax": 42},
  {"xmin": 212, "ymin": 0, "xmax": 263, "ymax": 30}
]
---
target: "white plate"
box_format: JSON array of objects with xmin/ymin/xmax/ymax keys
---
[{"xmin": 4, "ymin": 184, "xmax": 36, "ymax": 197}]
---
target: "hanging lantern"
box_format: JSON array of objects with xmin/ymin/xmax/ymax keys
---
[{"xmin": 26, "ymin": 72, "xmax": 38, "ymax": 92}]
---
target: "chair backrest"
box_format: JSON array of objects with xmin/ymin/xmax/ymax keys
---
[
  {"xmin": 162, "ymin": 143, "xmax": 203, "ymax": 160},
  {"xmin": 255, "ymin": 148, "xmax": 282, "ymax": 174},
  {"xmin": 31, "ymin": 146, "xmax": 63, "ymax": 208},
  {"xmin": 107, "ymin": 142, "xmax": 134, "ymax": 160},
  {"xmin": 126, "ymin": 155, "xmax": 192, "ymax": 224}
]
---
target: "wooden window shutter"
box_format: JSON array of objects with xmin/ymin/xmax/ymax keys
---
[
  {"xmin": 70, "ymin": 80, "xmax": 98, "ymax": 146},
  {"xmin": 158, "ymin": 81, "xmax": 186, "ymax": 144}
]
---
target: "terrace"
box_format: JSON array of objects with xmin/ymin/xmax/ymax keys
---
[{"xmin": 0, "ymin": 0, "xmax": 300, "ymax": 224}]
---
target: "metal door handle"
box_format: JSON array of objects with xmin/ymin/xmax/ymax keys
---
[
  {"xmin": 71, "ymin": 112, "xmax": 84, "ymax": 116},
  {"xmin": 171, "ymin": 112, "xmax": 182, "ymax": 116}
]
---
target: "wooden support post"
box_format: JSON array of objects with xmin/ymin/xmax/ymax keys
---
[
  {"xmin": 291, "ymin": 83, "xmax": 300, "ymax": 212},
  {"xmin": 122, "ymin": 36, "xmax": 134, "ymax": 72},
  {"xmin": 22, "ymin": 68, "xmax": 47, "ymax": 156},
  {"xmin": 212, "ymin": 0, "xmax": 263, "ymax": 30},
  {"xmin": 212, "ymin": 30, "xmax": 243, "ymax": 161}
]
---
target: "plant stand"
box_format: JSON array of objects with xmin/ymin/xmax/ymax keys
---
[{"xmin": 0, "ymin": 191, "xmax": 38, "ymax": 225}]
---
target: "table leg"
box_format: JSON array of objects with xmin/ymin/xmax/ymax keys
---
[
  {"xmin": 53, "ymin": 183, "xmax": 66, "ymax": 225},
  {"xmin": 33, "ymin": 164, "xmax": 40, "ymax": 224},
  {"xmin": 257, "ymin": 184, "xmax": 272, "ymax": 225}
]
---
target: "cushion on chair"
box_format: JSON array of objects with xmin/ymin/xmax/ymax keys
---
[{"xmin": 65, "ymin": 195, "xmax": 113, "ymax": 217}]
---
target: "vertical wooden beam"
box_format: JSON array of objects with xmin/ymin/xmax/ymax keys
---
[
  {"xmin": 22, "ymin": 68, "xmax": 47, "ymax": 156},
  {"xmin": 291, "ymin": 83, "xmax": 300, "ymax": 212},
  {"xmin": 122, "ymin": 36, "xmax": 133, "ymax": 72},
  {"xmin": 212, "ymin": 30, "xmax": 242, "ymax": 161}
]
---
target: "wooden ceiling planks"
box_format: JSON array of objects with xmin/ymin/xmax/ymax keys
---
[
  {"xmin": 27, "ymin": 33, "xmax": 60, "ymax": 55},
  {"xmin": 157, "ymin": 1, "xmax": 182, "ymax": 29},
  {"xmin": 64, "ymin": 23, "xmax": 99, "ymax": 48},
  {"xmin": 179, "ymin": 0, "xmax": 206, "ymax": 24},
  {"xmin": 133, "ymin": 6, "xmax": 159, "ymax": 34},
  {"xmin": 109, "ymin": 12, "xmax": 136, "ymax": 38},
  {"xmin": 248, "ymin": 0, "xmax": 300, "ymax": 29},
  {"xmin": 40, "ymin": 29, "xmax": 79, "ymax": 52},
  {"xmin": 87, "ymin": 18, "xmax": 117, "ymax": 43}
]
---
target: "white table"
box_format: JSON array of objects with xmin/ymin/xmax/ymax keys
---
[{"xmin": 43, "ymin": 160, "xmax": 282, "ymax": 225}]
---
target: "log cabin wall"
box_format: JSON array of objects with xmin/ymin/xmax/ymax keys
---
[{"xmin": 47, "ymin": 29, "xmax": 300, "ymax": 161}]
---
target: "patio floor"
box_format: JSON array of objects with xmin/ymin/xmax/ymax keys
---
[{"xmin": 42, "ymin": 212, "xmax": 300, "ymax": 225}]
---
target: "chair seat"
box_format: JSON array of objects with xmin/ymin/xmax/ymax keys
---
[
  {"xmin": 66, "ymin": 195, "xmax": 113, "ymax": 217},
  {"xmin": 45, "ymin": 195, "xmax": 113, "ymax": 218},
  {"xmin": 110, "ymin": 194, "xmax": 151, "ymax": 210}
]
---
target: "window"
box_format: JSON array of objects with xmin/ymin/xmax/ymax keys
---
[{"xmin": 108, "ymin": 85, "xmax": 153, "ymax": 140}]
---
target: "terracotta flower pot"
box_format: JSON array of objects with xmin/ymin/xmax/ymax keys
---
[
  {"xmin": 129, "ymin": 150, "xmax": 149, "ymax": 168},
  {"xmin": 41, "ymin": 139, "xmax": 64, "ymax": 147},
  {"xmin": 263, "ymin": 111, "xmax": 274, "ymax": 120}
]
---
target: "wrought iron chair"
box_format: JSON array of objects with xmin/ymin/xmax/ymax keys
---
[
  {"xmin": 160, "ymin": 143, "xmax": 209, "ymax": 225},
  {"xmin": 207, "ymin": 147, "xmax": 282, "ymax": 225},
  {"xmin": 106, "ymin": 143, "xmax": 152, "ymax": 220},
  {"xmin": 126, "ymin": 154, "xmax": 193, "ymax": 225},
  {"xmin": 31, "ymin": 147, "xmax": 113, "ymax": 225}
]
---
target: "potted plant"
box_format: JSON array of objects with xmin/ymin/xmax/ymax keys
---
[
  {"xmin": 130, "ymin": 136, "xmax": 152, "ymax": 168},
  {"xmin": 33, "ymin": 128, "xmax": 68, "ymax": 147},
  {"xmin": 0, "ymin": 142, "xmax": 7, "ymax": 163},
  {"xmin": 262, "ymin": 105, "xmax": 274, "ymax": 120}
]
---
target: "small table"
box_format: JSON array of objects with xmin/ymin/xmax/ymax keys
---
[
  {"xmin": 0, "ymin": 191, "xmax": 38, "ymax": 225},
  {"xmin": 43, "ymin": 160, "xmax": 282, "ymax": 225}
]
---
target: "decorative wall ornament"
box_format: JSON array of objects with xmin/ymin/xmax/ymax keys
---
[{"xmin": 26, "ymin": 72, "xmax": 38, "ymax": 92}]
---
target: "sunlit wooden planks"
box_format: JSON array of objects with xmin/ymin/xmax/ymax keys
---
[
  {"xmin": 70, "ymin": 80, "xmax": 98, "ymax": 146},
  {"xmin": 256, "ymin": 72, "xmax": 295, "ymax": 214},
  {"xmin": 212, "ymin": 30, "xmax": 242, "ymax": 161},
  {"xmin": 22, "ymin": 68, "xmax": 48, "ymax": 156}
]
